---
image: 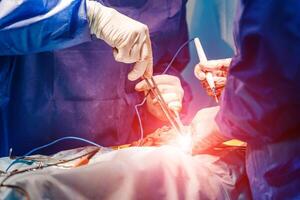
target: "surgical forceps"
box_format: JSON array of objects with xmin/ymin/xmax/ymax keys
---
[{"xmin": 145, "ymin": 77, "xmax": 185, "ymax": 135}]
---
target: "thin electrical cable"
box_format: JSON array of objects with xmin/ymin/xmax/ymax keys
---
[
  {"xmin": 162, "ymin": 38, "xmax": 195, "ymax": 74},
  {"xmin": 134, "ymin": 97, "xmax": 147, "ymax": 146},
  {"xmin": 0, "ymin": 184, "xmax": 30, "ymax": 200},
  {"xmin": 5, "ymin": 136, "xmax": 104, "ymax": 172},
  {"xmin": 23, "ymin": 136, "xmax": 103, "ymax": 157},
  {"xmin": 134, "ymin": 38, "xmax": 195, "ymax": 144},
  {"xmin": 2, "ymin": 148, "xmax": 100, "ymax": 183},
  {"xmin": 1, "ymin": 148, "xmax": 99, "ymax": 200}
]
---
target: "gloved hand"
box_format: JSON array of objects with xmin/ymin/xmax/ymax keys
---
[
  {"xmin": 135, "ymin": 75, "xmax": 184, "ymax": 121},
  {"xmin": 190, "ymin": 106, "xmax": 229, "ymax": 154},
  {"xmin": 86, "ymin": 0, "xmax": 153, "ymax": 81},
  {"xmin": 194, "ymin": 58, "xmax": 231, "ymax": 98}
]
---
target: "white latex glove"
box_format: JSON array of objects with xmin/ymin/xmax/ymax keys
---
[
  {"xmin": 135, "ymin": 75, "xmax": 184, "ymax": 121},
  {"xmin": 194, "ymin": 58, "xmax": 231, "ymax": 98},
  {"xmin": 86, "ymin": 0, "xmax": 153, "ymax": 81},
  {"xmin": 190, "ymin": 106, "xmax": 229, "ymax": 154}
]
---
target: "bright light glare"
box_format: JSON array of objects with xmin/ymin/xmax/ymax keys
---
[{"xmin": 176, "ymin": 133, "xmax": 192, "ymax": 153}]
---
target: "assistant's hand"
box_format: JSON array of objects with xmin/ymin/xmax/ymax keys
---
[
  {"xmin": 86, "ymin": 0, "xmax": 153, "ymax": 81},
  {"xmin": 135, "ymin": 75, "xmax": 184, "ymax": 121},
  {"xmin": 190, "ymin": 106, "xmax": 229, "ymax": 154},
  {"xmin": 194, "ymin": 58, "xmax": 231, "ymax": 98}
]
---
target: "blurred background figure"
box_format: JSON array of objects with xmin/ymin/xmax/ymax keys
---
[{"xmin": 190, "ymin": 0, "xmax": 300, "ymax": 199}]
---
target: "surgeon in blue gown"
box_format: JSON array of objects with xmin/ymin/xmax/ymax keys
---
[
  {"xmin": 191, "ymin": 0, "xmax": 300, "ymax": 199},
  {"xmin": 0, "ymin": 0, "xmax": 190, "ymax": 156}
]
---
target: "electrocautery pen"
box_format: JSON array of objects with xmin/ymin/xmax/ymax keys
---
[{"xmin": 194, "ymin": 37, "xmax": 219, "ymax": 103}]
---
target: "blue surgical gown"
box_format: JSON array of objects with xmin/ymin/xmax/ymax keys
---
[
  {"xmin": 217, "ymin": 0, "xmax": 300, "ymax": 199},
  {"xmin": 0, "ymin": 0, "xmax": 190, "ymax": 156}
]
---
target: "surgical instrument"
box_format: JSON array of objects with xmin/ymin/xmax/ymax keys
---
[
  {"xmin": 194, "ymin": 37, "xmax": 219, "ymax": 103},
  {"xmin": 144, "ymin": 77, "xmax": 185, "ymax": 135}
]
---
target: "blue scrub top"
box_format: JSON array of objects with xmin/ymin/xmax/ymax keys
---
[
  {"xmin": 216, "ymin": 0, "xmax": 300, "ymax": 198},
  {"xmin": 0, "ymin": 0, "xmax": 190, "ymax": 156}
]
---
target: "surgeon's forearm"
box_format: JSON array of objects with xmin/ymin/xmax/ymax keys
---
[{"xmin": 0, "ymin": 0, "xmax": 91, "ymax": 55}]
